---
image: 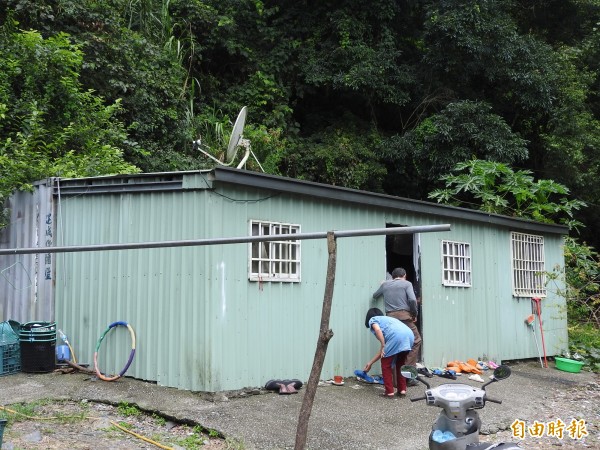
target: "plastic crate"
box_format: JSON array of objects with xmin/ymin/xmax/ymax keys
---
[
  {"xmin": 1, "ymin": 342, "xmax": 21, "ymax": 376},
  {"xmin": 0, "ymin": 321, "xmax": 21, "ymax": 376}
]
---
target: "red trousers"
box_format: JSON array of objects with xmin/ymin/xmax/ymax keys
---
[{"xmin": 381, "ymin": 350, "xmax": 409, "ymax": 395}]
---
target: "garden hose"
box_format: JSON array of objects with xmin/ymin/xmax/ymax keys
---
[{"xmin": 0, "ymin": 405, "xmax": 173, "ymax": 449}]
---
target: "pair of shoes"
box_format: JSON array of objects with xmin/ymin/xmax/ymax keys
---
[
  {"xmin": 265, "ymin": 379, "xmax": 283, "ymax": 390},
  {"xmin": 283, "ymin": 379, "xmax": 303, "ymax": 390},
  {"xmin": 277, "ymin": 382, "xmax": 298, "ymax": 394},
  {"xmin": 440, "ymin": 370, "xmax": 457, "ymax": 380},
  {"xmin": 265, "ymin": 379, "xmax": 303, "ymax": 391},
  {"xmin": 407, "ymin": 379, "xmax": 419, "ymax": 387},
  {"xmin": 265, "ymin": 379, "xmax": 301, "ymax": 394},
  {"xmin": 418, "ymin": 367, "xmax": 433, "ymax": 378},
  {"xmin": 468, "ymin": 374, "xmax": 485, "ymax": 383}
]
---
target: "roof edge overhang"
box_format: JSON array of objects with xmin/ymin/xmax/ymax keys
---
[
  {"xmin": 211, "ymin": 167, "xmax": 569, "ymax": 236},
  {"xmin": 42, "ymin": 167, "xmax": 569, "ymax": 236}
]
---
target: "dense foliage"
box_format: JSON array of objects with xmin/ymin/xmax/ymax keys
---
[
  {"xmin": 0, "ymin": 20, "xmax": 139, "ymax": 226},
  {"xmin": 1, "ymin": 1, "xmax": 599, "ymax": 239}
]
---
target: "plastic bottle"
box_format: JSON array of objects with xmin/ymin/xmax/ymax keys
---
[{"xmin": 56, "ymin": 329, "xmax": 71, "ymax": 362}]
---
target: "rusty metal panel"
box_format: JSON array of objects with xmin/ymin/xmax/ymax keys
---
[{"xmin": 0, "ymin": 182, "xmax": 55, "ymax": 323}]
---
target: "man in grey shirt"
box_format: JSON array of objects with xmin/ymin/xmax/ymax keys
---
[{"xmin": 373, "ymin": 267, "xmax": 422, "ymax": 369}]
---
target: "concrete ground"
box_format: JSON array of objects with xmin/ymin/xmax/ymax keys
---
[{"xmin": 0, "ymin": 360, "xmax": 598, "ymax": 449}]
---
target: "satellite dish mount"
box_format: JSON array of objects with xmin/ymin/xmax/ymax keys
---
[{"xmin": 195, "ymin": 106, "xmax": 264, "ymax": 171}]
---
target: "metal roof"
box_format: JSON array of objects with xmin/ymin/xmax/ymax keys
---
[
  {"xmin": 50, "ymin": 167, "xmax": 569, "ymax": 235},
  {"xmin": 210, "ymin": 167, "xmax": 568, "ymax": 235}
]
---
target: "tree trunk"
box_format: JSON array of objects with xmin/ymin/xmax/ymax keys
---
[{"xmin": 294, "ymin": 232, "xmax": 337, "ymax": 450}]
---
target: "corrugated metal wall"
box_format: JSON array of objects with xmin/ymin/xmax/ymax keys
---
[
  {"xmin": 45, "ymin": 172, "xmax": 566, "ymax": 392},
  {"xmin": 416, "ymin": 218, "xmax": 567, "ymax": 368},
  {"xmin": 54, "ymin": 176, "xmax": 395, "ymax": 391},
  {"xmin": 0, "ymin": 182, "xmax": 55, "ymax": 323}
]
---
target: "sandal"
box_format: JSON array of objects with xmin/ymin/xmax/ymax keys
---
[
  {"xmin": 418, "ymin": 367, "xmax": 433, "ymax": 378},
  {"xmin": 380, "ymin": 393, "xmax": 395, "ymax": 398},
  {"xmin": 282, "ymin": 379, "xmax": 303, "ymax": 390},
  {"xmin": 440, "ymin": 370, "xmax": 457, "ymax": 380},
  {"xmin": 265, "ymin": 379, "xmax": 283, "ymax": 391},
  {"xmin": 277, "ymin": 383, "xmax": 294, "ymax": 395},
  {"xmin": 284, "ymin": 382, "xmax": 299, "ymax": 394},
  {"xmin": 397, "ymin": 390, "xmax": 406, "ymax": 397},
  {"xmin": 354, "ymin": 370, "xmax": 376, "ymax": 383}
]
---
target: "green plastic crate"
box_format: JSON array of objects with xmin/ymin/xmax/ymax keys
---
[{"xmin": 1, "ymin": 321, "xmax": 21, "ymax": 376}]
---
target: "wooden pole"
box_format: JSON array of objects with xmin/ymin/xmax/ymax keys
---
[{"xmin": 294, "ymin": 232, "xmax": 337, "ymax": 450}]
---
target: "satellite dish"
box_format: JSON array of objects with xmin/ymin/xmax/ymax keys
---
[
  {"xmin": 194, "ymin": 106, "xmax": 264, "ymax": 172},
  {"xmin": 226, "ymin": 106, "xmax": 247, "ymax": 163}
]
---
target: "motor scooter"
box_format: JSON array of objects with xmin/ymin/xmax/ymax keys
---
[{"xmin": 401, "ymin": 364, "xmax": 521, "ymax": 450}]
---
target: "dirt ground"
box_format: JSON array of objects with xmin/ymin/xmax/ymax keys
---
[
  {"xmin": 0, "ymin": 362, "xmax": 598, "ymax": 449},
  {"xmin": 0, "ymin": 399, "xmax": 232, "ymax": 450},
  {"xmin": 479, "ymin": 375, "xmax": 600, "ymax": 449}
]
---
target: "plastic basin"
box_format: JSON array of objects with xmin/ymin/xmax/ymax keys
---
[
  {"xmin": 0, "ymin": 418, "xmax": 6, "ymax": 446},
  {"xmin": 554, "ymin": 357, "xmax": 584, "ymax": 373}
]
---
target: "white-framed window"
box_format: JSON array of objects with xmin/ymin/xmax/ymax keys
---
[
  {"xmin": 441, "ymin": 240, "xmax": 472, "ymax": 287},
  {"xmin": 511, "ymin": 232, "xmax": 546, "ymax": 297},
  {"xmin": 249, "ymin": 220, "xmax": 301, "ymax": 282}
]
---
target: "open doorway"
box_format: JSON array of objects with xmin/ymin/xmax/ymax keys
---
[{"xmin": 385, "ymin": 223, "xmax": 422, "ymax": 351}]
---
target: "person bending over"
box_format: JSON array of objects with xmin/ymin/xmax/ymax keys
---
[
  {"xmin": 372, "ymin": 267, "xmax": 422, "ymax": 369},
  {"xmin": 363, "ymin": 307, "xmax": 414, "ymax": 398}
]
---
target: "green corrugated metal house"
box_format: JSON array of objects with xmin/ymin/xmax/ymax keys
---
[{"xmin": 3, "ymin": 167, "xmax": 569, "ymax": 392}]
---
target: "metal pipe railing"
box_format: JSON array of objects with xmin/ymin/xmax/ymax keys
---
[{"xmin": 0, "ymin": 224, "xmax": 450, "ymax": 255}]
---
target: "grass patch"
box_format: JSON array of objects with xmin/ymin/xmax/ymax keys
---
[
  {"xmin": 117, "ymin": 421, "xmax": 133, "ymax": 429},
  {"xmin": 117, "ymin": 401, "xmax": 141, "ymax": 417},
  {"xmin": 152, "ymin": 412, "xmax": 166, "ymax": 426},
  {"xmin": 53, "ymin": 410, "xmax": 88, "ymax": 424},
  {"xmin": 3, "ymin": 402, "xmax": 39, "ymax": 422},
  {"xmin": 224, "ymin": 436, "xmax": 246, "ymax": 449}
]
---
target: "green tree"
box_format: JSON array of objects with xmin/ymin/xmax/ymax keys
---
[
  {"xmin": 382, "ymin": 101, "xmax": 529, "ymax": 198},
  {"xmin": 0, "ymin": 25, "xmax": 138, "ymax": 226},
  {"xmin": 428, "ymin": 159, "xmax": 585, "ymax": 228},
  {"xmin": 1, "ymin": 0, "xmax": 196, "ymax": 172},
  {"xmin": 277, "ymin": 117, "xmax": 387, "ymax": 191},
  {"xmin": 561, "ymin": 237, "xmax": 600, "ymax": 329}
]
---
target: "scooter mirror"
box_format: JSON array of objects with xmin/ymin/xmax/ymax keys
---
[
  {"xmin": 400, "ymin": 365, "xmax": 418, "ymax": 380},
  {"xmin": 493, "ymin": 364, "xmax": 511, "ymax": 380}
]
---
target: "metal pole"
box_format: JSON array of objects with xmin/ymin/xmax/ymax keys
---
[{"xmin": 0, "ymin": 224, "xmax": 451, "ymax": 255}]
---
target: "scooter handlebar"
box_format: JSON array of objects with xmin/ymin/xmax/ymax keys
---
[
  {"xmin": 486, "ymin": 397, "xmax": 502, "ymax": 404},
  {"xmin": 410, "ymin": 395, "xmax": 428, "ymax": 402}
]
